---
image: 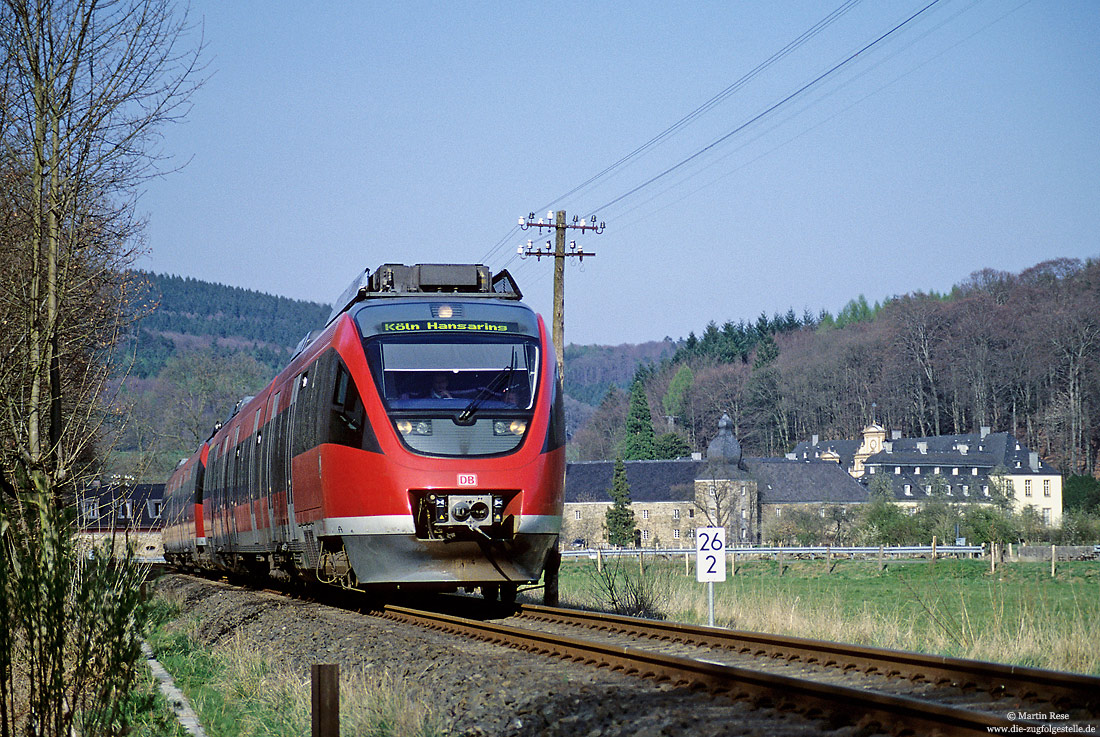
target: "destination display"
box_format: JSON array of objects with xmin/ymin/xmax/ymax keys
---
[{"xmin": 379, "ymin": 321, "xmax": 518, "ymax": 333}]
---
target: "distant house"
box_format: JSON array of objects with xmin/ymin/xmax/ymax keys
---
[
  {"xmin": 562, "ymin": 416, "xmax": 867, "ymax": 547},
  {"xmin": 76, "ymin": 481, "xmax": 166, "ymax": 559},
  {"xmin": 790, "ymin": 425, "xmax": 1063, "ymax": 525}
]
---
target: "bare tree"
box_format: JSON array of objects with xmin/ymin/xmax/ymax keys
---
[
  {"xmin": 0, "ymin": 2, "xmax": 201, "ymax": 734},
  {"xmin": 0, "ymin": 0, "xmax": 202, "ymax": 488}
]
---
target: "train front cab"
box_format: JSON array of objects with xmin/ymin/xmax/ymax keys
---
[{"xmin": 301, "ymin": 297, "xmax": 566, "ymax": 594}]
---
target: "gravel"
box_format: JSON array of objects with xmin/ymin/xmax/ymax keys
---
[{"xmin": 153, "ymin": 574, "xmax": 879, "ymax": 736}]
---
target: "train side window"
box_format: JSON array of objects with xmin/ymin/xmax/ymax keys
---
[{"xmin": 329, "ymin": 361, "xmax": 366, "ymax": 449}]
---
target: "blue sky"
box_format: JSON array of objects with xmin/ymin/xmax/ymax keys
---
[{"xmin": 138, "ymin": 0, "xmax": 1100, "ymax": 345}]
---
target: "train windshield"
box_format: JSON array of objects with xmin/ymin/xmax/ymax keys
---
[{"xmin": 365, "ymin": 337, "xmax": 539, "ymax": 412}]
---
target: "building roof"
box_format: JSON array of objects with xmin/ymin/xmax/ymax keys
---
[
  {"xmin": 792, "ymin": 430, "xmax": 1059, "ymax": 475},
  {"xmin": 745, "ymin": 459, "xmax": 868, "ymax": 504},
  {"xmin": 564, "ymin": 457, "xmax": 864, "ymax": 506},
  {"xmin": 565, "ymin": 460, "xmax": 705, "ymax": 503},
  {"xmin": 78, "ymin": 482, "xmax": 165, "ymax": 531}
]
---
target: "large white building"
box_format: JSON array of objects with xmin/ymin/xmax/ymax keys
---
[{"xmin": 790, "ymin": 425, "xmax": 1063, "ymax": 525}]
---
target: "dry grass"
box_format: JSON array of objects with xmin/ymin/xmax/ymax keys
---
[{"xmin": 558, "ymin": 558, "xmax": 1100, "ymax": 674}]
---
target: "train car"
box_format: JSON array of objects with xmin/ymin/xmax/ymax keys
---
[
  {"xmin": 164, "ymin": 263, "xmax": 565, "ymax": 602},
  {"xmin": 162, "ymin": 442, "xmax": 208, "ymax": 567}
]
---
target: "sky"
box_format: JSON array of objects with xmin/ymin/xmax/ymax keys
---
[{"xmin": 137, "ymin": 0, "xmax": 1100, "ymax": 346}]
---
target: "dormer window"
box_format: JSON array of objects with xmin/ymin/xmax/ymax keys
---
[
  {"xmin": 952, "ymin": 467, "xmax": 959, "ymax": 475},
  {"xmin": 904, "ymin": 484, "xmax": 912, "ymax": 496},
  {"xmin": 924, "ymin": 485, "xmax": 932, "ymax": 495},
  {"xmin": 895, "ymin": 466, "xmax": 901, "ymax": 475},
  {"xmin": 934, "ymin": 466, "xmax": 941, "ymax": 474},
  {"xmin": 972, "ymin": 468, "xmax": 978, "ymax": 476},
  {"xmin": 914, "ymin": 466, "xmax": 921, "ymax": 475}
]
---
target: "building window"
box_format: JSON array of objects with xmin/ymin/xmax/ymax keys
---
[
  {"xmin": 971, "ymin": 468, "xmax": 978, "ymax": 476},
  {"xmin": 895, "ymin": 466, "xmax": 901, "ymax": 475},
  {"xmin": 642, "ymin": 509, "xmax": 649, "ymax": 519},
  {"xmin": 904, "ymin": 484, "xmax": 912, "ymax": 496},
  {"xmin": 642, "ymin": 529, "xmax": 650, "ymax": 540},
  {"xmin": 946, "ymin": 486, "xmax": 953, "ymax": 496},
  {"xmin": 673, "ymin": 529, "xmax": 680, "ymax": 539},
  {"xmin": 819, "ymin": 508, "xmax": 826, "ymax": 518},
  {"xmin": 952, "ymin": 467, "xmax": 959, "ymax": 476},
  {"xmin": 1024, "ymin": 479, "xmax": 1032, "ymax": 497},
  {"xmin": 81, "ymin": 501, "xmax": 97, "ymax": 521},
  {"xmin": 1042, "ymin": 508, "xmax": 1051, "ymax": 525},
  {"xmin": 775, "ymin": 508, "xmax": 781, "ymax": 518},
  {"xmin": 574, "ymin": 510, "xmax": 581, "ymax": 520},
  {"xmin": 961, "ymin": 485, "xmax": 969, "ymax": 496},
  {"xmin": 151, "ymin": 501, "xmax": 163, "ymax": 518},
  {"xmin": 982, "ymin": 485, "xmax": 990, "ymax": 497},
  {"xmin": 934, "ymin": 467, "xmax": 941, "ymax": 474},
  {"xmin": 924, "ymin": 485, "xmax": 932, "ymax": 496},
  {"xmin": 1043, "ymin": 479, "xmax": 1051, "ymax": 497},
  {"xmin": 868, "ymin": 466, "xmax": 875, "ymax": 474},
  {"xmin": 688, "ymin": 509, "xmax": 694, "ymax": 518},
  {"xmin": 741, "ymin": 509, "xmax": 747, "ymax": 520},
  {"xmin": 673, "ymin": 509, "xmax": 681, "ymax": 520},
  {"xmin": 914, "ymin": 466, "xmax": 921, "ymax": 475}
]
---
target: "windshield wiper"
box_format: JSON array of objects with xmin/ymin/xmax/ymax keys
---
[{"xmin": 457, "ymin": 352, "xmax": 516, "ymax": 423}]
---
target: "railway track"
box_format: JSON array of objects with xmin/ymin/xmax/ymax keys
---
[
  {"xmin": 180, "ymin": 575, "xmax": 1097, "ymax": 735},
  {"xmin": 511, "ymin": 603, "xmax": 1100, "ymax": 712},
  {"xmin": 376, "ymin": 600, "xmax": 1097, "ymax": 737}
]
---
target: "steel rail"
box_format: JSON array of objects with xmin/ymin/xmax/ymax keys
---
[
  {"xmin": 517, "ymin": 603, "xmax": 1100, "ymax": 711},
  {"xmin": 381, "ymin": 603, "xmax": 1024, "ymax": 737}
]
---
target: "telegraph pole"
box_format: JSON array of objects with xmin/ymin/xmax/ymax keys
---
[{"xmin": 519, "ymin": 210, "xmax": 602, "ymax": 380}]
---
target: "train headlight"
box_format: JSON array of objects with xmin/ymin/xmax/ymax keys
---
[
  {"xmin": 493, "ymin": 420, "xmax": 527, "ymax": 436},
  {"xmin": 396, "ymin": 420, "xmax": 433, "ymax": 436}
]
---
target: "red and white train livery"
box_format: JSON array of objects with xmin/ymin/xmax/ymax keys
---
[{"xmin": 163, "ymin": 264, "xmax": 565, "ymax": 602}]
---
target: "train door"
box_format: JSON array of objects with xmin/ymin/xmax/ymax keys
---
[
  {"xmin": 285, "ymin": 371, "xmax": 306, "ymax": 542},
  {"xmin": 228, "ymin": 427, "xmax": 241, "ymax": 551},
  {"xmin": 265, "ymin": 392, "xmax": 280, "ymax": 543},
  {"xmin": 248, "ymin": 408, "xmax": 261, "ymax": 548}
]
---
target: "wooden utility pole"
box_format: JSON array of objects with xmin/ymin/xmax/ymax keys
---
[{"xmin": 519, "ymin": 210, "xmax": 602, "ymax": 379}]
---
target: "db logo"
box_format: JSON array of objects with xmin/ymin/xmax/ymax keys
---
[{"xmin": 457, "ymin": 474, "xmax": 478, "ymax": 487}]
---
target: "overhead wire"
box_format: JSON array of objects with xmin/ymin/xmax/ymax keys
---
[
  {"xmin": 477, "ymin": 0, "xmax": 867, "ymax": 270},
  {"xmin": 605, "ymin": 0, "xmax": 1003, "ymax": 229},
  {"xmin": 533, "ymin": 0, "xmax": 866, "ymax": 215},
  {"xmin": 588, "ymin": 0, "xmax": 943, "ymax": 217}
]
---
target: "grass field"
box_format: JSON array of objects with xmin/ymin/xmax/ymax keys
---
[{"xmin": 555, "ymin": 555, "xmax": 1100, "ymax": 674}]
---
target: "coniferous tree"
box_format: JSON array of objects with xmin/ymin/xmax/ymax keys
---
[
  {"xmin": 605, "ymin": 457, "xmax": 636, "ymax": 547},
  {"xmin": 621, "ymin": 381, "xmax": 656, "ymax": 459}
]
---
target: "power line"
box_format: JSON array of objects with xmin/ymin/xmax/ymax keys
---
[
  {"xmin": 535, "ymin": 0, "xmax": 866, "ymax": 215},
  {"xmin": 590, "ymin": 0, "xmax": 943, "ymax": 216}
]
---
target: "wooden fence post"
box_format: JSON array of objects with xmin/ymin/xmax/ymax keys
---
[
  {"xmin": 1051, "ymin": 544, "xmax": 1056, "ymax": 578},
  {"xmin": 596, "ymin": 548, "xmax": 603, "ymax": 573},
  {"xmin": 312, "ymin": 663, "xmax": 339, "ymax": 737},
  {"xmin": 878, "ymin": 545, "xmax": 884, "ymax": 572}
]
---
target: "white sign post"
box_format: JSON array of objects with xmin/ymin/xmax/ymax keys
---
[{"xmin": 695, "ymin": 527, "xmax": 726, "ymax": 627}]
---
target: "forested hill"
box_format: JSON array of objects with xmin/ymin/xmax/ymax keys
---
[
  {"xmin": 129, "ymin": 272, "xmax": 330, "ymax": 377},
  {"xmin": 571, "ymin": 257, "xmax": 1100, "ymax": 482}
]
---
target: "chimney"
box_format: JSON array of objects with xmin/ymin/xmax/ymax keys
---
[
  {"xmin": 1029, "ymin": 452, "xmax": 1039, "ymax": 471},
  {"xmin": 812, "ymin": 434, "xmax": 819, "ymax": 446},
  {"xmin": 980, "ymin": 426, "xmax": 991, "ymax": 439},
  {"xmin": 891, "ymin": 430, "xmax": 902, "ymax": 440},
  {"xmin": 917, "ymin": 441, "xmax": 927, "ymax": 454}
]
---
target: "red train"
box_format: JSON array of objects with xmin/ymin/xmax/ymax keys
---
[{"xmin": 162, "ymin": 264, "xmax": 565, "ymax": 603}]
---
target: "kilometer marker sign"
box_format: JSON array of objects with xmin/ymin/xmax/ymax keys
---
[{"xmin": 696, "ymin": 527, "xmax": 726, "ymax": 582}]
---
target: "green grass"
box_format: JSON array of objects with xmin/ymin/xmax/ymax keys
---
[
  {"xmin": 145, "ymin": 597, "xmax": 444, "ymax": 737},
  {"xmin": 558, "ymin": 556, "xmax": 1100, "ymax": 674}
]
